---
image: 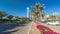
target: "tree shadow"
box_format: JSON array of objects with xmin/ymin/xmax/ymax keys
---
[
  {"xmin": 0, "ymin": 29, "xmax": 19, "ymax": 34},
  {"xmin": 0, "ymin": 21, "xmax": 28, "ymax": 34}
]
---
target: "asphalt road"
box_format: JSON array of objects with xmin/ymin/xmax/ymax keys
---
[
  {"xmin": 0, "ymin": 21, "xmax": 31, "ymax": 34},
  {"xmin": 11, "ymin": 22, "xmax": 31, "ymax": 34}
]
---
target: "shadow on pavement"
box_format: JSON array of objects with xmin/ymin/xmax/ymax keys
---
[
  {"xmin": 0, "ymin": 29, "xmax": 19, "ymax": 34},
  {"xmin": 0, "ymin": 21, "xmax": 28, "ymax": 34}
]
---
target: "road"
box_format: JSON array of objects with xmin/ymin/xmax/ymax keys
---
[
  {"xmin": 11, "ymin": 22, "xmax": 60, "ymax": 34},
  {"xmin": 0, "ymin": 22, "xmax": 32, "ymax": 34},
  {"xmin": 11, "ymin": 22, "xmax": 31, "ymax": 34},
  {"xmin": 1, "ymin": 21, "xmax": 60, "ymax": 34}
]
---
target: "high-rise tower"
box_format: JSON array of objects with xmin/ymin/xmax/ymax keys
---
[{"xmin": 27, "ymin": 7, "xmax": 29, "ymax": 18}]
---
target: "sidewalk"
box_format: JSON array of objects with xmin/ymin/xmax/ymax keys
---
[
  {"xmin": 29, "ymin": 22, "xmax": 41, "ymax": 34},
  {"xmin": 30, "ymin": 22, "xmax": 60, "ymax": 34}
]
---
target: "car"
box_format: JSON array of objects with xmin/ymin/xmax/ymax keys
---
[
  {"xmin": 46, "ymin": 20, "xmax": 60, "ymax": 25},
  {"xmin": 41, "ymin": 20, "xmax": 48, "ymax": 23}
]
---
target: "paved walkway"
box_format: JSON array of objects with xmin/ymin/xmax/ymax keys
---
[
  {"xmin": 30, "ymin": 22, "xmax": 60, "ymax": 34},
  {"xmin": 29, "ymin": 22, "xmax": 41, "ymax": 34}
]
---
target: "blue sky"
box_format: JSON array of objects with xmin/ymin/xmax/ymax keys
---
[{"xmin": 0, "ymin": 0, "xmax": 60, "ymax": 17}]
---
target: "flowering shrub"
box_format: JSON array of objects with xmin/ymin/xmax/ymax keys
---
[{"xmin": 37, "ymin": 25, "xmax": 60, "ymax": 34}]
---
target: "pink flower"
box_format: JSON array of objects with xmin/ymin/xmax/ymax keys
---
[{"xmin": 36, "ymin": 25, "xmax": 59, "ymax": 34}]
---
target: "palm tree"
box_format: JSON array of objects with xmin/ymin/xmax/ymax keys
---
[
  {"xmin": 14, "ymin": 16, "xmax": 20, "ymax": 21},
  {"xmin": 0, "ymin": 11, "xmax": 7, "ymax": 19},
  {"xmin": 49, "ymin": 14, "xmax": 57, "ymax": 20},
  {"xmin": 58, "ymin": 16, "xmax": 60, "ymax": 23},
  {"xmin": 31, "ymin": 2, "xmax": 44, "ymax": 22}
]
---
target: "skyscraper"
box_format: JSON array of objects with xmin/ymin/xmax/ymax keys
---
[{"xmin": 27, "ymin": 7, "xmax": 29, "ymax": 18}]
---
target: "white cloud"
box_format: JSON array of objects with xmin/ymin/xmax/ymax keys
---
[
  {"xmin": 45, "ymin": 12, "xmax": 60, "ymax": 17},
  {"xmin": 52, "ymin": 12, "xmax": 59, "ymax": 15}
]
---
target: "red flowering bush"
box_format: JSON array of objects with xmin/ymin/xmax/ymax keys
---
[{"xmin": 36, "ymin": 25, "xmax": 60, "ymax": 34}]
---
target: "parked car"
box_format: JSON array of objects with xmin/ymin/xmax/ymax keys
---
[
  {"xmin": 46, "ymin": 20, "xmax": 60, "ymax": 25},
  {"xmin": 41, "ymin": 20, "xmax": 48, "ymax": 23}
]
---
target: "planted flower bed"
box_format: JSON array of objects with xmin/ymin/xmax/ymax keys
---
[{"xmin": 35, "ymin": 22, "xmax": 60, "ymax": 34}]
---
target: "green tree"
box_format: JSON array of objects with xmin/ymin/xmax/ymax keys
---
[
  {"xmin": 31, "ymin": 2, "xmax": 44, "ymax": 21},
  {"xmin": 7, "ymin": 15, "xmax": 13, "ymax": 21},
  {"xmin": 49, "ymin": 14, "xmax": 57, "ymax": 20},
  {"xmin": 14, "ymin": 16, "xmax": 20, "ymax": 21},
  {"xmin": 20, "ymin": 17, "xmax": 31, "ymax": 22},
  {"xmin": 0, "ymin": 11, "xmax": 7, "ymax": 19}
]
